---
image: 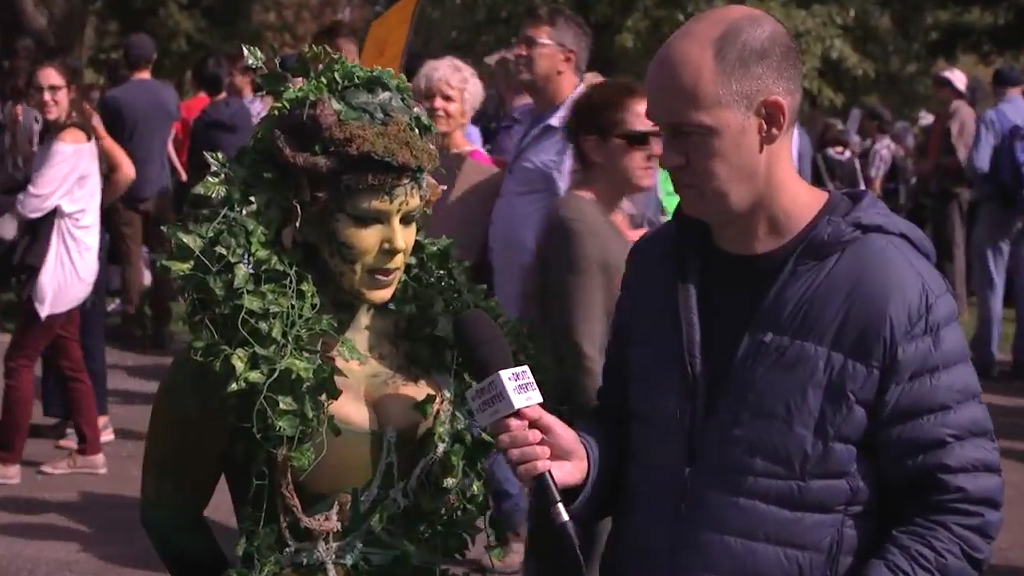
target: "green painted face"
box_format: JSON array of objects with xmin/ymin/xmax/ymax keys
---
[{"xmin": 307, "ymin": 182, "xmax": 425, "ymax": 306}]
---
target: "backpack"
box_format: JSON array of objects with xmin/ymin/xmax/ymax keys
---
[
  {"xmin": 881, "ymin": 151, "xmax": 913, "ymax": 210},
  {"xmin": 990, "ymin": 108, "xmax": 1024, "ymax": 211},
  {"xmin": 813, "ymin": 151, "xmax": 864, "ymax": 192}
]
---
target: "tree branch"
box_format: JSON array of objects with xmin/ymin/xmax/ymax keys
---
[{"xmin": 12, "ymin": 0, "xmax": 53, "ymax": 41}]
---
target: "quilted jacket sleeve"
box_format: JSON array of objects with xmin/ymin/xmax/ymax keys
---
[{"xmin": 864, "ymin": 285, "xmax": 1003, "ymax": 576}]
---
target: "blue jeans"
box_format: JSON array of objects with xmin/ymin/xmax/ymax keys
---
[
  {"xmin": 486, "ymin": 451, "xmax": 529, "ymax": 533},
  {"xmin": 969, "ymin": 202, "xmax": 1024, "ymax": 367},
  {"xmin": 41, "ymin": 233, "xmax": 109, "ymax": 418},
  {"xmin": 472, "ymin": 422, "xmax": 528, "ymax": 533}
]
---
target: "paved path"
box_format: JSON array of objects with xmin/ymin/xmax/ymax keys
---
[
  {"xmin": 0, "ymin": 334, "xmax": 1023, "ymax": 575},
  {"xmin": 0, "ymin": 336, "xmax": 236, "ymax": 576}
]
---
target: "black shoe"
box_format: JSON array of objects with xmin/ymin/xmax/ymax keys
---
[
  {"xmin": 150, "ymin": 328, "xmax": 173, "ymax": 352},
  {"xmin": 1007, "ymin": 362, "xmax": 1024, "ymax": 381},
  {"xmin": 973, "ymin": 360, "xmax": 996, "ymax": 380}
]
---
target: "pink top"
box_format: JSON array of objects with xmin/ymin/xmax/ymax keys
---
[
  {"xmin": 467, "ymin": 148, "xmax": 495, "ymax": 166},
  {"xmin": 16, "ymin": 138, "xmax": 102, "ymax": 319}
]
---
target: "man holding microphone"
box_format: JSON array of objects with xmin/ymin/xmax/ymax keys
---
[{"xmin": 492, "ymin": 5, "xmax": 1003, "ymax": 576}]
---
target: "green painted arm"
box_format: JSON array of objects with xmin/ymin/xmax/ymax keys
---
[{"xmin": 140, "ymin": 353, "xmax": 235, "ymax": 576}]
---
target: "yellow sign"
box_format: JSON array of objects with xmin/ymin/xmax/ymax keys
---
[{"xmin": 360, "ymin": 0, "xmax": 421, "ymax": 72}]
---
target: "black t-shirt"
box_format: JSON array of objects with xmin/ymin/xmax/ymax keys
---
[
  {"xmin": 697, "ymin": 191, "xmax": 851, "ymax": 418},
  {"xmin": 98, "ymin": 78, "xmax": 180, "ymax": 203}
]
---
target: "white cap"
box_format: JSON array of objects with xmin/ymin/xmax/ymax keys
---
[{"xmin": 937, "ymin": 68, "xmax": 969, "ymax": 95}]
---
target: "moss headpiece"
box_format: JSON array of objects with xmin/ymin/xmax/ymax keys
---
[
  {"xmin": 161, "ymin": 46, "xmax": 544, "ymax": 576},
  {"xmin": 258, "ymin": 47, "xmax": 439, "ymax": 204}
]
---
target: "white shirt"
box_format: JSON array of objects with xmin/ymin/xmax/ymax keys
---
[{"xmin": 16, "ymin": 138, "xmax": 102, "ymax": 319}]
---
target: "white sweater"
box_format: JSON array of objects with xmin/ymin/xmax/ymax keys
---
[{"xmin": 16, "ymin": 138, "xmax": 101, "ymax": 319}]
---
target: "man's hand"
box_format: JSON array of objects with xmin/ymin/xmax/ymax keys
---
[{"xmin": 491, "ymin": 405, "xmax": 589, "ymax": 489}]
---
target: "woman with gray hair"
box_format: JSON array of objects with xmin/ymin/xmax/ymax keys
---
[
  {"xmin": 412, "ymin": 56, "xmax": 493, "ymax": 166},
  {"xmin": 414, "ymin": 56, "xmax": 526, "ymax": 572},
  {"xmin": 411, "ymin": 55, "xmax": 502, "ymax": 280}
]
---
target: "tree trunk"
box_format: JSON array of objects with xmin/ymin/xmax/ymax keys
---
[{"xmin": 3, "ymin": 0, "xmax": 95, "ymax": 60}]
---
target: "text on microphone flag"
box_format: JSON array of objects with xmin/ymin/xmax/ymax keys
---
[{"xmin": 466, "ymin": 365, "xmax": 542, "ymax": 427}]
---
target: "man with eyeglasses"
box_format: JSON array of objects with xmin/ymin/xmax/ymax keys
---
[
  {"xmin": 482, "ymin": 5, "xmax": 592, "ymax": 574},
  {"xmin": 488, "ymin": 6, "xmax": 591, "ymax": 321}
]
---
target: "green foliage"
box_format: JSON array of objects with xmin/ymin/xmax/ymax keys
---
[
  {"xmin": 409, "ymin": 0, "xmax": 1024, "ymax": 115},
  {"xmin": 250, "ymin": 45, "xmax": 434, "ymax": 138},
  {"xmin": 162, "ymin": 45, "xmax": 540, "ymax": 575},
  {"xmin": 13, "ymin": 0, "xmax": 1024, "ymax": 113}
]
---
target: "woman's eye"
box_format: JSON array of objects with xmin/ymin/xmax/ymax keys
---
[
  {"xmin": 400, "ymin": 213, "xmax": 419, "ymax": 226},
  {"xmin": 345, "ymin": 213, "xmax": 377, "ymax": 226}
]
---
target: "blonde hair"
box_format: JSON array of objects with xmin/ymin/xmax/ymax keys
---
[{"xmin": 411, "ymin": 56, "xmax": 486, "ymax": 119}]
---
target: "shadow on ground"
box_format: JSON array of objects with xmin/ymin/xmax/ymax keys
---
[
  {"xmin": 0, "ymin": 491, "xmax": 235, "ymax": 572},
  {"xmin": 106, "ymin": 385, "xmax": 158, "ymax": 406},
  {"xmin": 989, "ymin": 403, "xmax": 1024, "ymax": 446},
  {"xmin": 987, "ymin": 565, "xmax": 1024, "ymax": 576},
  {"xmin": 983, "ymin": 374, "xmax": 1024, "ymax": 400}
]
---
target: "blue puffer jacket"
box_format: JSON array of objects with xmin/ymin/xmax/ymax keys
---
[{"xmin": 571, "ymin": 190, "xmax": 1003, "ymax": 576}]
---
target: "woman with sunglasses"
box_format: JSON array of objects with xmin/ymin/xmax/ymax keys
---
[
  {"xmin": 0, "ymin": 57, "xmax": 109, "ymax": 484},
  {"xmin": 523, "ymin": 78, "xmax": 661, "ymax": 576}
]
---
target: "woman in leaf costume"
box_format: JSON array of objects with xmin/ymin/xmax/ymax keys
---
[{"xmin": 139, "ymin": 47, "xmax": 534, "ymax": 576}]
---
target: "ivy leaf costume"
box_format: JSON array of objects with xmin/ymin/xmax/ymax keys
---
[{"xmin": 139, "ymin": 46, "xmax": 540, "ymax": 576}]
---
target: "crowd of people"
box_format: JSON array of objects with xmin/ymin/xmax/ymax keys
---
[{"xmin": 0, "ymin": 2, "xmax": 1015, "ymax": 575}]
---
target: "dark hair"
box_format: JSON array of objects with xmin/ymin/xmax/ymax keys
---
[
  {"xmin": 124, "ymin": 52, "xmax": 153, "ymax": 73},
  {"xmin": 14, "ymin": 37, "xmax": 37, "ymax": 62},
  {"xmin": 523, "ymin": 5, "xmax": 592, "ymax": 75},
  {"xmin": 225, "ymin": 50, "xmax": 254, "ymax": 72},
  {"xmin": 712, "ymin": 12, "xmax": 803, "ymax": 129},
  {"xmin": 817, "ymin": 119, "xmax": 849, "ymax": 150},
  {"xmin": 104, "ymin": 59, "xmax": 129, "ymax": 88},
  {"xmin": 404, "ymin": 52, "xmax": 426, "ymax": 82},
  {"xmin": 862, "ymin": 104, "xmax": 892, "ymax": 134},
  {"xmin": 190, "ymin": 54, "xmax": 209, "ymax": 91},
  {"xmin": 312, "ymin": 19, "xmax": 360, "ymax": 47},
  {"xmin": 83, "ymin": 82, "xmax": 102, "ymax": 106},
  {"xmin": 193, "ymin": 53, "xmax": 232, "ymax": 97},
  {"xmin": 966, "ymin": 75, "xmax": 984, "ymax": 108},
  {"xmin": 33, "ymin": 57, "xmax": 95, "ymax": 142},
  {"xmin": 1, "ymin": 58, "xmax": 33, "ymax": 102},
  {"xmin": 566, "ymin": 78, "xmax": 645, "ymax": 169},
  {"xmin": 932, "ymin": 75, "xmax": 966, "ymax": 101}
]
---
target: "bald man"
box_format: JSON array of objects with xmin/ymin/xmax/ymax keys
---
[{"xmin": 491, "ymin": 6, "xmax": 1003, "ymax": 576}]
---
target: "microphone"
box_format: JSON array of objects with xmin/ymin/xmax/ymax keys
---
[{"xmin": 454, "ymin": 310, "xmax": 585, "ymax": 575}]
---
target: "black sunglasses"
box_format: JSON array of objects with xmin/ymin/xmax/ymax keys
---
[{"xmin": 613, "ymin": 130, "xmax": 662, "ymax": 148}]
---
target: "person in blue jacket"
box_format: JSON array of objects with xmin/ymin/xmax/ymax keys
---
[{"xmin": 493, "ymin": 6, "xmax": 1003, "ymax": 576}]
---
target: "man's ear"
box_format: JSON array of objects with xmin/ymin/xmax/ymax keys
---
[
  {"xmin": 562, "ymin": 48, "xmax": 578, "ymax": 75},
  {"xmin": 757, "ymin": 96, "xmax": 788, "ymax": 145},
  {"xmin": 578, "ymin": 135, "xmax": 602, "ymax": 167}
]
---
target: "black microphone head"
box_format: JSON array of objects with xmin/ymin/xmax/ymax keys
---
[{"xmin": 453, "ymin": 309, "xmax": 515, "ymax": 381}]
